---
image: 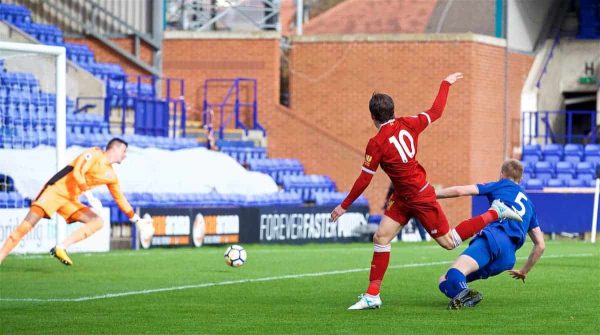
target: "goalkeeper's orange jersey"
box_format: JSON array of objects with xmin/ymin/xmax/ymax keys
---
[{"xmin": 44, "ymin": 147, "xmax": 135, "ymax": 218}]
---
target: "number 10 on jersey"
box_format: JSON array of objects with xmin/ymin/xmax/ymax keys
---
[{"xmin": 389, "ymin": 130, "xmax": 416, "ymax": 163}]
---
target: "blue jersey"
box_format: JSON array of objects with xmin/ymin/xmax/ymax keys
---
[{"xmin": 476, "ymin": 178, "xmax": 539, "ymax": 248}]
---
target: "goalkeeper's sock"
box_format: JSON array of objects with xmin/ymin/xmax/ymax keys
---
[
  {"xmin": 61, "ymin": 219, "xmax": 103, "ymax": 248},
  {"xmin": 366, "ymin": 244, "xmax": 391, "ymax": 296},
  {"xmin": 439, "ymin": 268, "xmax": 468, "ymax": 299},
  {"xmin": 452, "ymin": 210, "xmax": 498, "ymax": 247},
  {"xmin": 0, "ymin": 220, "xmax": 34, "ymax": 262}
]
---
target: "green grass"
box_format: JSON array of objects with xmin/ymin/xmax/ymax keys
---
[{"xmin": 1, "ymin": 241, "xmax": 599, "ymax": 334}]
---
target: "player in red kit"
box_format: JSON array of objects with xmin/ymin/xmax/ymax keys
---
[{"xmin": 330, "ymin": 73, "xmax": 523, "ymax": 310}]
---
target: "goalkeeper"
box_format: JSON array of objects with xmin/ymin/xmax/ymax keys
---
[{"xmin": 0, "ymin": 138, "xmax": 150, "ymax": 266}]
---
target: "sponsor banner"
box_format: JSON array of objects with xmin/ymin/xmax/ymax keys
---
[
  {"xmin": 0, "ymin": 208, "xmax": 111, "ymax": 254},
  {"xmin": 249, "ymin": 206, "xmax": 369, "ymax": 244},
  {"xmin": 139, "ymin": 205, "xmax": 369, "ymax": 247},
  {"xmin": 139, "ymin": 207, "xmax": 242, "ymax": 249}
]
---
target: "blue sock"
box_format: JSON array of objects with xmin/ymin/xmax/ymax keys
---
[{"xmin": 439, "ymin": 268, "xmax": 468, "ymax": 299}]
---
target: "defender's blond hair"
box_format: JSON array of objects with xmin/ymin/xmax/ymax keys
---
[{"xmin": 501, "ymin": 159, "xmax": 523, "ymax": 182}]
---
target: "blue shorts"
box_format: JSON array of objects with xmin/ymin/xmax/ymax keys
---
[{"xmin": 462, "ymin": 226, "xmax": 517, "ymax": 282}]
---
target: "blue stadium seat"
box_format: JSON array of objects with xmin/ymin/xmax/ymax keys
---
[
  {"xmin": 524, "ymin": 179, "xmax": 544, "ymax": 190},
  {"xmin": 546, "ymin": 179, "xmax": 564, "ymax": 187},
  {"xmin": 368, "ymin": 214, "xmax": 383, "ymax": 225},
  {"xmin": 564, "ymin": 144, "xmax": 583, "ymax": 163},
  {"xmin": 584, "ymin": 144, "xmax": 600, "ymax": 164},
  {"xmin": 521, "ymin": 171, "xmax": 531, "ymax": 184},
  {"xmin": 6, "ymin": 191, "xmax": 24, "ymax": 208},
  {"xmin": 566, "ymin": 179, "xmax": 586, "ymax": 187},
  {"xmin": 555, "ymin": 161, "xmax": 575, "ymax": 180},
  {"xmin": 0, "ymin": 192, "xmax": 8, "ymax": 208},
  {"xmin": 534, "ymin": 161, "xmax": 554, "ymax": 182},
  {"xmin": 542, "ymin": 144, "xmax": 563, "ymax": 163},
  {"xmin": 522, "ymin": 144, "xmax": 542, "ymax": 164},
  {"xmin": 576, "ymin": 161, "xmax": 595, "ymax": 181}
]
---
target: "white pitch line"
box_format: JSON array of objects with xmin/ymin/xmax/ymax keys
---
[{"xmin": 0, "ymin": 253, "xmax": 596, "ymax": 303}]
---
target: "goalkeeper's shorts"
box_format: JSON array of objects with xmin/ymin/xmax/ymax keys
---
[{"xmin": 32, "ymin": 185, "xmax": 87, "ymax": 223}]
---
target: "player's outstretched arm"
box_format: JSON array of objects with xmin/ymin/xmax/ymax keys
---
[
  {"xmin": 436, "ymin": 184, "xmax": 478, "ymax": 199},
  {"xmin": 508, "ymin": 227, "xmax": 545, "ymax": 282},
  {"xmin": 330, "ymin": 170, "xmax": 374, "ymax": 221},
  {"xmin": 424, "ymin": 72, "xmax": 462, "ymax": 124},
  {"xmin": 107, "ymin": 182, "xmax": 136, "ymax": 220}
]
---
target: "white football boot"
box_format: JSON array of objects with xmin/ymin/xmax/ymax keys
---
[
  {"xmin": 347, "ymin": 293, "xmax": 382, "ymax": 310},
  {"xmin": 490, "ymin": 199, "xmax": 522, "ymax": 222}
]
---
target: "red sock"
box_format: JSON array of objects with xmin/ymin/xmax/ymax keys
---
[
  {"xmin": 366, "ymin": 246, "xmax": 390, "ymax": 296},
  {"xmin": 454, "ymin": 209, "xmax": 499, "ymax": 241}
]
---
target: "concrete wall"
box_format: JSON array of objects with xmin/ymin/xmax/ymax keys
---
[
  {"xmin": 507, "ymin": 0, "xmax": 559, "ymax": 52},
  {"xmin": 559, "ymin": 39, "xmax": 600, "ymax": 94}
]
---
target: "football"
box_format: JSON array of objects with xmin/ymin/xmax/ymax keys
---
[{"xmin": 224, "ymin": 244, "xmax": 247, "ymax": 267}]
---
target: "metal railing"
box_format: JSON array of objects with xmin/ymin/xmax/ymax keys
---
[
  {"xmin": 202, "ymin": 77, "xmax": 265, "ymax": 139},
  {"xmin": 522, "ymin": 110, "xmax": 598, "ymax": 146},
  {"xmin": 105, "ymin": 74, "xmax": 187, "ymax": 138}
]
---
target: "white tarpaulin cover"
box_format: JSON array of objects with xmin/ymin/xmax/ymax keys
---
[{"xmin": 0, "ymin": 145, "xmax": 278, "ymax": 198}]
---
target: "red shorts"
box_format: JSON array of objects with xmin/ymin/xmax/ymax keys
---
[{"xmin": 383, "ymin": 184, "xmax": 449, "ymax": 238}]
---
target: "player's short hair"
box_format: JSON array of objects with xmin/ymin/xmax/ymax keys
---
[
  {"xmin": 501, "ymin": 159, "xmax": 523, "ymax": 182},
  {"xmin": 106, "ymin": 137, "xmax": 128, "ymax": 151},
  {"xmin": 369, "ymin": 93, "xmax": 395, "ymax": 123}
]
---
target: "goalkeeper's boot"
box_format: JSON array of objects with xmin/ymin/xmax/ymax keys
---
[
  {"xmin": 448, "ymin": 288, "xmax": 483, "ymax": 310},
  {"xmin": 490, "ymin": 199, "xmax": 522, "ymax": 222},
  {"xmin": 50, "ymin": 247, "xmax": 73, "ymax": 266},
  {"xmin": 347, "ymin": 293, "xmax": 382, "ymax": 310}
]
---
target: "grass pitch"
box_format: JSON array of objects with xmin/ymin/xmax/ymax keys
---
[{"xmin": 1, "ymin": 241, "xmax": 598, "ymax": 334}]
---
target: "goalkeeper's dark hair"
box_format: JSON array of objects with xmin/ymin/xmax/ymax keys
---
[{"xmin": 106, "ymin": 138, "xmax": 128, "ymax": 151}]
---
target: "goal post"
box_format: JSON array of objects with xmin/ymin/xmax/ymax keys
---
[
  {"xmin": 0, "ymin": 41, "xmax": 66, "ymax": 249},
  {"xmin": 0, "ymin": 41, "xmax": 66, "ymax": 170}
]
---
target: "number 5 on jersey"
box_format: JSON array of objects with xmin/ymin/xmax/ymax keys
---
[
  {"xmin": 389, "ymin": 130, "xmax": 415, "ymax": 163},
  {"xmin": 512, "ymin": 192, "xmax": 527, "ymax": 217}
]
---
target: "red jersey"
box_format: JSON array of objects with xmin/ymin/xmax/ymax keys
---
[{"xmin": 341, "ymin": 81, "xmax": 451, "ymax": 209}]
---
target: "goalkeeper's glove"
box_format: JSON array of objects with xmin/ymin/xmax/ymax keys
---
[
  {"xmin": 131, "ymin": 214, "xmax": 155, "ymax": 236},
  {"xmin": 130, "ymin": 214, "xmax": 153, "ymax": 227},
  {"xmin": 83, "ymin": 191, "xmax": 103, "ymax": 212}
]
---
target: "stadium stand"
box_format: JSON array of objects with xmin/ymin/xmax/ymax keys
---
[{"xmin": 521, "ymin": 143, "xmax": 600, "ymax": 190}]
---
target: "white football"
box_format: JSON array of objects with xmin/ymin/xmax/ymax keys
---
[{"xmin": 224, "ymin": 244, "xmax": 247, "ymax": 267}]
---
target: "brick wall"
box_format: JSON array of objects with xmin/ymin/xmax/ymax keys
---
[
  {"xmin": 283, "ymin": 34, "xmax": 533, "ymax": 223},
  {"xmin": 162, "ymin": 32, "xmax": 281, "ymax": 123},
  {"xmin": 67, "ymin": 33, "xmax": 281, "ymax": 125}
]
